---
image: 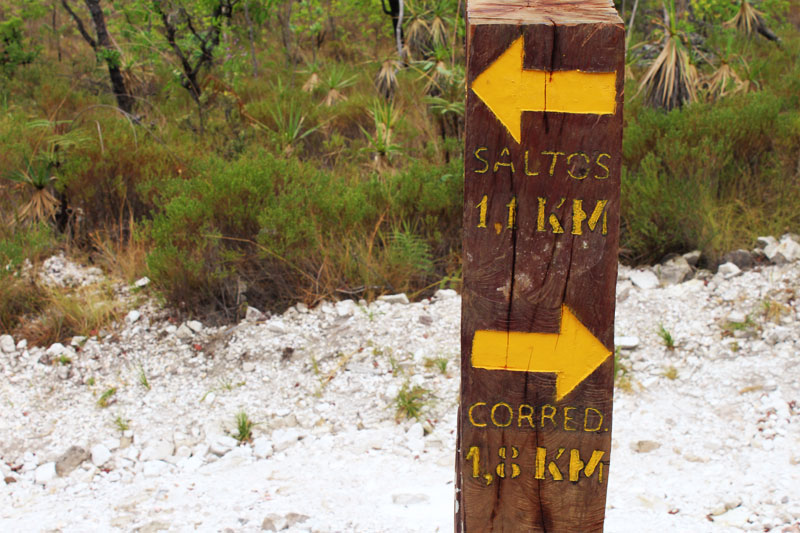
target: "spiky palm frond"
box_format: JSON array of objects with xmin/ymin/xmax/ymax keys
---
[
  {"xmin": 702, "ymin": 61, "xmax": 747, "ymax": 101},
  {"xmin": 725, "ymin": 0, "xmax": 780, "ymax": 42},
  {"xmin": 321, "ymin": 65, "xmax": 357, "ymax": 106},
  {"xmin": 638, "ymin": 35, "xmax": 697, "ymax": 110},
  {"xmin": 6, "ymin": 161, "xmax": 59, "ymax": 224},
  {"xmin": 375, "ymin": 58, "xmax": 401, "ymax": 100}
]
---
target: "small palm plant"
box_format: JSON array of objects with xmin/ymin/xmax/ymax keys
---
[
  {"xmin": 700, "ymin": 36, "xmax": 749, "ymax": 101},
  {"xmin": 320, "ymin": 64, "xmax": 357, "ymax": 106},
  {"xmin": 375, "ymin": 57, "xmax": 402, "ymax": 100},
  {"xmin": 725, "ymin": 0, "xmax": 780, "ymax": 42},
  {"xmin": 361, "ymin": 99, "xmax": 402, "ymax": 171},
  {"xmin": 300, "ymin": 60, "xmax": 321, "ymax": 93},
  {"xmin": 637, "ymin": 0, "xmax": 697, "ymax": 111},
  {"xmin": 7, "ymin": 159, "xmax": 59, "ymax": 224}
]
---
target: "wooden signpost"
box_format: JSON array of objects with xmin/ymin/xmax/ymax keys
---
[{"xmin": 457, "ymin": 1, "xmax": 624, "ymax": 531}]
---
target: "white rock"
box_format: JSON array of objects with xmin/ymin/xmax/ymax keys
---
[
  {"xmin": 175, "ymin": 324, "xmax": 193, "ymax": 340},
  {"xmin": 134, "ymin": 276, "xmax": 150, "ymax": 288},
  {"xmin": 295, "ymin": 303, "xmax": 308, "ymax": 313},
  {"xmin": 245, "ymin": 306, "xmax": 265, "ymax": 322},
  {"xmin": 335, "ymin": 299, "xmax": 358, "ymax": 317},
  {"xmin": 209, "ymin": 435, "xmax": 238, "ymax": 456},
  {"xmin": 378, "ymin": 293, "xmax": 409, "ymax": 305},
  {"xmin": 187, "ymin": 320, "xmax": 203, "ymax": 333},
  {"xmin": 0, "ymin": 334, "xmax": 15, "ymax": 353},
  {"xmin": 267, "ymin": 320, "xmax": 288, "ymax": 334},
  {"xmin": 242, "ymin": 362, "xmax": 256, "ymax": 373},
  {"xmin": 717, "ymin": 262, "xmax": 741, "ymax": 278},
  {"xmin": 628, "ymin": 269, "xmax": 659, "ymax": 290},
  {"xmin": 615, "ymin": 336, "xmax": 640, "ymax": 349},
  {"xmin": 272, "ymin": 428, "xmax": 301, "ymax": 453},
  {"xmin": 392, "ymin": 493, "xmax": 430, "ymax": 505},
  {"xmin": 139, "ymin": 439, "xmax": 174, "ymax": 462},
  {"xmin": 70, "ymin": 336, "xmax": 86, "ymax": 346},
  {"xmin": 433, "ymin": 289, "xmax": 457, "ymax": 300},
  {"xmin": 655, "ymin": 256, "xmax": 692, "ymax": 286},
  {"xmin": 727, "ymin": 311, "xmax": 747, "ymax": 324},
  {"xmin": 203, "ymin": 392, "xmax": 216, "ymax": 405},
  {"xmin": 253, "ymin": 438, "xmax": 273, "ymax": 459},
  {"xmin": 755, "ymin": 236, "xmax": 777, "ymax": 249},
  {"xmin": 125, "ymin": 310, "xmax": 141, "ymax": 324},
  {"xmin": 141, "ymin": 460, "xmax": 169, "ymax": 478},
  {"xmin": 90, "ymin": 444, "xmax": 112, "ymax": 467},
  {"xmin": 34, "ymin": 462, "xmax": 57, "ymax": 485},
  {"xmin": 16, "ymin": 339, "xmax": 27, "ymax": 351},
  {"xmin": 46, "ymin": 343, "xmax": 67, "ymax": 357},
  {"xmin": 682, "ymin": 250, "xmax": 702, "ymax": 266}
]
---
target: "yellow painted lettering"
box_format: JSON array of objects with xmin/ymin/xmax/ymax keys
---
[
  {"xmin": 572, "ymin": 199, "xmax": 608, "ymax": 236},
  {"xmin": 468, "ymin": 402, "xmax": 487, "ymax": 427},
  {"xmin": 466, "ymin": 446, "xmax": 481, "ymax": 478},
  {"xmin": 535, "ymin": 447, "xmax": 546, "ymax": 480},
  {"xmin": 541, "ymin": 151, "xmax": 565, "ymax": 176},
  {"xmin": 537, "ymin": 197, "xmax": 546, "ymax": 232},
  {"xmin": 569, "ymin": 449, "xmax": 585, "ymax": 482},
  {"xmin": 476, "ymin": 195, "xmax": 487, "ymax": 229},
  {"xmin": 518, "ymin": 404, "xmax": 535, "ymax": 428},
  {"xmin": 524, "ymin": 150, "xmax": 539, "ymax": 176},
  {"xmin": 493, "ymin": 147, "xmax": 515, "ymax": 173},
  {"xmin": 566, "ymin": 152, "xmax": 590, "ymax": 180},
  {"xmin": 549, "ymin": 447, "xmax": 565, "ymax": 480},
  {"xmin": 584, "ymin": 450, "xmax": 606, "ymax": 483},
  {"xmin": 506, "ymin": 196, "xmax": 516, "ymax": 229},
  {"xmin": 540, "ymin": 404, "xmax": 557, "ymax": 428},
  {"xmin": 474, "ymin": 147, "xmax": 489, "ymax": 174},
  {"xmin": 549, "ymin": 199, "xmax": 565, "ymax": 234},
  {"xmin": 490, "ymin": 402, "xmax": 513, "ymax": 427},
  {"xmin": 584, "ymin": 407, "xmax": 604, "ymax": 432},
  {"xmin": 595, "ymin": 153, "xmax": 611, "ymax": 179},
  {"xmin": 563, "ymin": 406, "xmax": 577, "ymax": 431}
]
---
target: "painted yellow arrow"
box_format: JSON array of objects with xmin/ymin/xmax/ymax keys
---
[
  {"xmin": 471, "ymin": 37, "xmax": 617, "ymax": 144},
  {"xmin": 471, "ymin": 306, "xmax": 611, "ymax": 401}
]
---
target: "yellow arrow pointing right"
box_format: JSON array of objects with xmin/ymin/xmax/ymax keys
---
[
  {"xmin": 471, "ymin": 37, "xmax": 617, "ymax": 143},
  {"xmin": 471, "ymin": 306, "xmax": 611, "ymax": 401}
]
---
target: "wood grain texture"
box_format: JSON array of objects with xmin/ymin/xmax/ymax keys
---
[{"xmin": 456, "ymin": 4, "xmax": 624, "ymax": 531}]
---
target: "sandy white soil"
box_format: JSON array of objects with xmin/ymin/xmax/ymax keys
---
[{"xmin": 1, "ymin": 252, "xmax": 799, "ymax": 532}]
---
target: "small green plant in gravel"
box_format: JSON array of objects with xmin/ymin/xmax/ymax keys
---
[
  {"xmin": 233, "ymin": 411, "xmax": 256, "ymax": 444},
  {"xmin": 663, "ymin": 366, "xmax": 679, "ymax": 380},
  {"xmin": 658, "ymin": 324, "xmax": 675, "ymax": 350},
  {"xmin": 57, "ymin": 354, "xmax": 72, "ymax": 365},
  {"xmin": 97, "ymin": 387, "xmax": 117, "ymax": 408},
  {"xmin": 138, "ymin": 364, "xmax": 150, "ymax": 390},
  {"xmin": 114, "ymin": 416, "xmax": 130, "ymax": 433},
  {"xmin": 395, "ymin": 383, "xmax": 428, "ymax": 422},
  {"xmin": 424, "ymin": 356, "xmax": 449, "ymax": 375}
]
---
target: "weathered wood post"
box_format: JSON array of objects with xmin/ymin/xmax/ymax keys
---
[{"xmin": 457, "ymin": 1, "xmax": 624, "ymax": 531}]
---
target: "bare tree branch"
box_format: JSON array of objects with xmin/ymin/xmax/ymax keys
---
[{"xmin": 61, "ymin": 0, "xmax": 97, "ymax": 49}]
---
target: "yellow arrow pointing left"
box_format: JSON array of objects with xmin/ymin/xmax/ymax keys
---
[
  {"xmin": 471, "ymin": 37, "xmax": 617, "ymax": 144},
  {"xmin": 471, "ymin": 306, "xmax": 611, "ymax": 401}
]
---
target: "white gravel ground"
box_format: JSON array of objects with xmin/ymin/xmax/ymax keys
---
[{"xmin": 1, "ymin": 249, "xmax": 799, "ymax": 532}]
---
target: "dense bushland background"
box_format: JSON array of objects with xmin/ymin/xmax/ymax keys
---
[{"xmin": 1, "ymin": 0, "xmax": 799, "ymax": 339}]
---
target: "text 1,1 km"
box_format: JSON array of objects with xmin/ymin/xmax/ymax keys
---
[
  {"xmin": 465, "ymin": 445, "xmax": 606, "ymax": 486},
  {"xmin": 476, "ymin": 195, "xmax": 609, "ymax": 236}
]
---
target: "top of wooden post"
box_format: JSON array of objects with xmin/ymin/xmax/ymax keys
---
[{"xmin": 467, "ymin": 0, "xmax": 623, "ymax": 26}]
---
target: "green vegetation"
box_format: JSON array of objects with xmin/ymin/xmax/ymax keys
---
[
  {"xmin": 658, "ymin": 324, "xmax": 676, "ymax": 350},
  {"xmin": 114, "ymin": 415, "xmax": 130, "ymax": 433},
  {"xmin": 0, "ymin": 0, "xmax": 796, "ymax": 334},
  {"xmin": 233, "ymin": 411, "xmax": 257, "ymax": 444},
  {"xmin": 395, "ymin": 382, "xmax": 429, "ymax": 421},
  {"xmin": 137, "ymin": 364, "xmax": 150, "ymax": 390},
  {"xmin": 97, "ymin": 387, "xmax": 117, "ymax": 408}
]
